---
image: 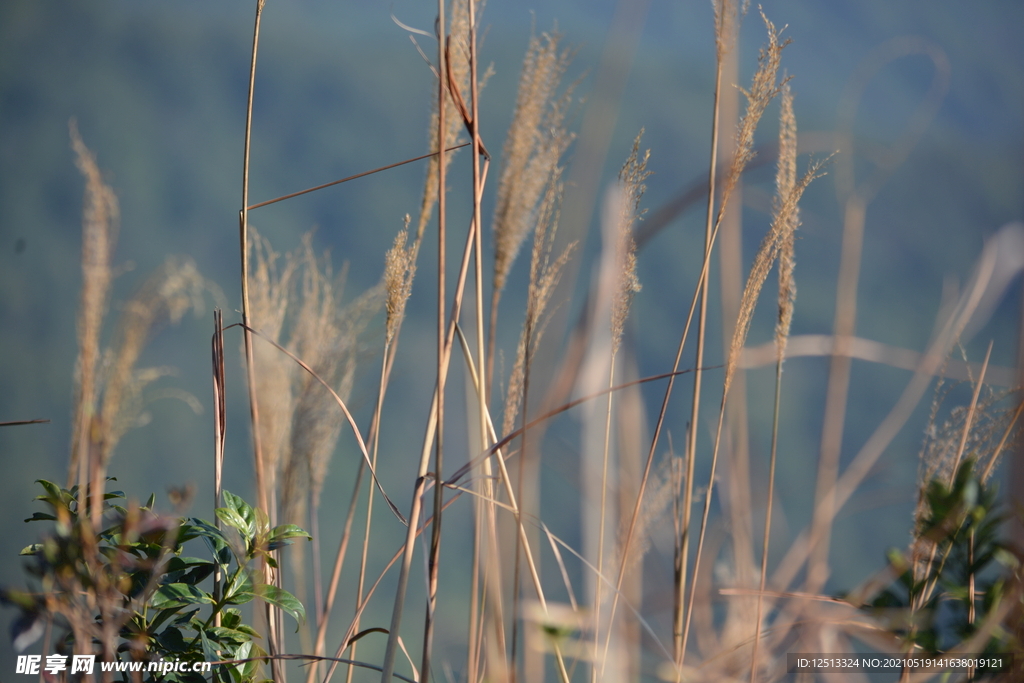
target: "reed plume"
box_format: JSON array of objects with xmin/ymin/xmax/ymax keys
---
[
  {"xmin": 681, "ymin": 24, "xmax": 827, "ymax": 661},
  {"xmin": 502, "ymin": 175, "xmax": 576, "ymax": 438},
  {"xmin": 751, "ymin": 79, "xmax": 799, "ymax": 683},
  {"xmin": 96, "ymin": 256, "xmax": 208, "ymax": 468},
  {"xmin": 68, "ymin": 122, "xmax": 118, "ymax": 504},
  {"xmin": 774, "ymin": 81, "xmax": 798, "ymax": 360},
  {"xmin": 610, "ymin": 132, "xmax": 648, "ymax": 355},
  {"xmin": 593, "ymin": 131, "xmax": 648, "ymax": 680},
  {"xmin": 247, "ymin": 226, "xmax": 300, "ymax": 513},
  {"xmin": 68, "ymin": 125, "xmax": 212, "ymax": 525},
  {"xmin": 489, "ymin": 24, "xmax": 576, "ymax": 391},
  {"xmin": 492, "ymin": 26, "xmax": 576, "ymax": 296},
  {"xmin": 413, "ymin": 0, "xmax": 487, "ymax": 246}
]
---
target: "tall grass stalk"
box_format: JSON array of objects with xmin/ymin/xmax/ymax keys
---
[
  {"xmin": 467, "ymin": 1, "xmax": 491, "ymax": 678},
  {"xmin": 235, "ymin": 1, "xmax": 283, "ymax": 676},
  {"xmin": 678, "ymin": 11, "xmax": 793, "ymax": 668},
  {"xmin": 750, "ymin": 80, "xmax": 798, "ymax": 683},
  {"xmin": 592, "ymin": 136, "xmax": 646, "ymax": 681}
]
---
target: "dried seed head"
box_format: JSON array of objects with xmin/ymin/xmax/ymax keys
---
[
  {"xmin": 503, "ymin": 175, "xmax": 576, "ymax": 437},
  {"xmin": 492, "ymin": 25, "xmax": 576, "ymax": 294},
  {"xmin": 611, "ymin": 131, "xmax": 649, "ymax": 354},
  {"xmin": 774, "ymin": 81, "xmax": 798, "ymax": 359},
  {"xmin": 728, "ymin": 154, "xmax": 827, "ymax": 394},
  {"xmin": 415, "ymin": 0, "xmax": 487, "ymax": 244},
  {"xmin": 384, "ymin": 215, "xmax": 417, "ymax": 345},
  {"xmin": 716, "ymin": 10, "xmax": 791, "ymax": 233},
  {"xmin": 69, "ymin": 122, "xmax": 119, "ymax": 481},
  {"xmin": 97, "ymin": 256, "xmax": 208, "ymax": 465}
]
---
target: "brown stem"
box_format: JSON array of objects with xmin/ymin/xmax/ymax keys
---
[{"xmin": 237, "ymin": 1, "xmax": 278, "ymax": 678}]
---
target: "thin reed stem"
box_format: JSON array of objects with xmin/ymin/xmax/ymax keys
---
[
  {"xmin": 236, "ymin": 2, "xmax": 280, "ymax": 677},
  {"xmin": 677, "ymin": 56, "xmax": 722, "ymax": 669},
  {"xmin": 421, "ymin": 0, "xmax": 449, "ymax": 674},
  {"xmin": 381, "ymin": 154, "xmax": 492, "ymax": 683},
  {"xmin": 212, "ymin": 309, "xmax": 226, "ymax": 629},
  {"xmin": 468, "ymin": 1, "xmax": 490, "ymax": 678},
  {"xmin": 346, "ymin": 346, "xmax": 391, "ymax": 683},
  {"xmin": 750, "ymin": 359, "xmax": 783, "ymax": 683},
  {"xmin": 594, "ymin": 353, "xmax": 617, "ymax": 681}
]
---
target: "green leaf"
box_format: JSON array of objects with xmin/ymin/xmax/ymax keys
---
[
  {"xmin": 229, "ymin": 640, "xmax": 257, "ymax": 683},
  {"xmin": 35, "ymin": 479, "xmax": 63, "ymax": 503},
  {"xmin": 199, "ymin": 626, "xmax": 220, "ymax": 664},
  {"xmin": 216, "ymin": 507, "xmax": 251, "ymax": 537},
  {"xmin": 156, "ymin": 626, "xmax": 189, "ymax": 653},
  {"xmin": 221, "ymin": 608, "xmax": 243, "ymax": 629},
  {"xmin": 254, "ymin": 583, "xmax": 305, "ymax": 629},
  {"xmin": 151, "ymin": 583, "xmax": 213, "ymax": 609},
  {"xmin": 222, "ymin": 490, "xmax": 257, "ymax": 539},
  {"xmin": 24, "ymin": 512, "xmax": 56, "ymax": 523},
  {"xmin": 208, "ymin": 625, "xmax": 253, "ymax": 648},
  {"xmin": 224, "ymin": 570, "xmax": 255, "ymax": 605},
  {"xmin": 186, "ymin": 518, "xmax": 233, "ymax": 565},
  {"xmin": 267, "ymin": 524, "xmax": 312, "ymax": 550}
]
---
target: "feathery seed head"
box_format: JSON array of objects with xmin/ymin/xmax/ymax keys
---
[
  {"xmin": 611, "ymin": 131, "xmax": 650, "ymax": 354},
  {"xmin": 384, "ymin": 215, "xmax": 417, "ymax": 345},
  {"xmin": 774, "ymin": 81, "xmax": 798, "ymax": 358},
  {"xmin": 492, "ymin": 25, "xmax": 576, "ymax": 294}
]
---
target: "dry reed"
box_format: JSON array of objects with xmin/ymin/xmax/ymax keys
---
[{"xmin": 68, "ymin": 122, "xmax": 119, "ymax": 518}]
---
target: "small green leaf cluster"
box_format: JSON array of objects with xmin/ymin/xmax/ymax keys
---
[
  {"xmin": 1, "ymin": 480, "xmax": 310, "ymax": 683},
  {"xmin": 865, "ymin": 459, "xmax": 1018, "ymax": 675}
]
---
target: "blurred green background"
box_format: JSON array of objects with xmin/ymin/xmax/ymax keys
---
[{"xmin": 1, "ymin": 0, "xmax": 1021, "ymax": 676}]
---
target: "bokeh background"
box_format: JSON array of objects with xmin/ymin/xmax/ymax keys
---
[{"xmin": 1, "ymin": 0, "xmax": 1022, "ymax": 676}]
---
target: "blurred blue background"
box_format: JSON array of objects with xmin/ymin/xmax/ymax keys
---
[{"xmin": 1, "ymin": 0, "xmax": 1021, "ymax": 676}]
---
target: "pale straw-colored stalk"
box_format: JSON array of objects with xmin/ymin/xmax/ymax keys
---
[
  {"xmin": 750, "ymin": 80, "xmax": 798, "ymax": 683},
  {"xmin": 681, "ymin": 148, "xmax": 826, "ymax": 670},
  {"xmin": 343, "ymin": 221, "xmax": 416, "ymax": 683},
  {"xmin": 501, "ymin": 172, "xmax": 575, "ymax": 681},
  {"xmin": 593, "ymin": 134, "xmax": 647, "ymax": 682},
  {"xmin": 467, "ymin": 1, "xmax": 493, "ymax": 679}
]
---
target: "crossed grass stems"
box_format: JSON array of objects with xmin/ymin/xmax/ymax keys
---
[{"xmin": 56, "ymin": 0, "xmax": 1024, "ymax": 681}]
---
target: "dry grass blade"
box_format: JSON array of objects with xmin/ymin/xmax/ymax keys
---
[
  {"xmin": 237, "ymin": 4, "xmax": 275, "ymax": 665},
  {"xmin": 947, "ymin": 341, "xmax": 993, "ymax": 484},
  {"xmin": 247, "ymin": 143, "xmax": 470, "ymax": 211},
  {"xmin": 347, "ymin": 220, "xmax": 417, "ymax": 683}
]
